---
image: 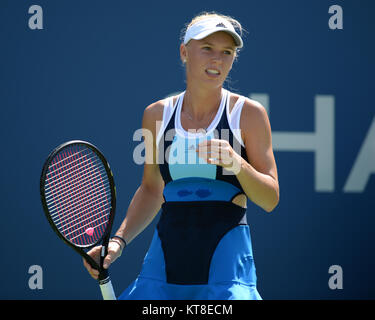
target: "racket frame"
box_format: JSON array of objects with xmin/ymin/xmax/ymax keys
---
[{"xmin": 40, "ymin": 140, "xmax": 117, "ymax": 284}]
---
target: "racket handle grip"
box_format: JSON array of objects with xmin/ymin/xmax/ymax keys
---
[{"xmin": 99, "ymin": 276, "xmax": 116, "ymax": 300}]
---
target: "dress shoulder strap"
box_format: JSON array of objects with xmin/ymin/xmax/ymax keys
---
[
  {"xmin": 226, "ymin": 94, "xmax": 246, "ymax": 147},
  {"xmin": 156, "ymin": 94, "xmax": 181, "ymax": 147}
]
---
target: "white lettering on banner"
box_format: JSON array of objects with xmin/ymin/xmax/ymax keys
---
[
  {"xmin": 344, "ymin": 117, "xmax": 375, "ymax": 193},
  {"xmin": 250, "ymin": 94, "xmax": 375, "ymax": 193},
  {"xmin": 250, "ymin": 94, "xmax": 335, "ymax": 192},
  {"xmin": 28, "ymin": 5, "xmax": 43, "ymax": 30},
  {"xmin": 250, "ymin": 93, "xmax": 270, "ymax": 114}
]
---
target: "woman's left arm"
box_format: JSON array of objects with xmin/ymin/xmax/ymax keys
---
[
  {"xmin": 235, "ymin": 99, "xmax": 279, "ymax": 212},
  {"xmin": 198, "ymin": 99, "xmax": 279, "ymax": 212}
]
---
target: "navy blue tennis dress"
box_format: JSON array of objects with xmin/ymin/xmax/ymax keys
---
[{"xmin": 119, "ymin": 89, "xmax": 262, "ymax": 300}]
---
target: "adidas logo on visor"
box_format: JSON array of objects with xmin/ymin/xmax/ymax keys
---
[{"xmin": 216, "ymin": 22, "xmax": 227, "ymax": 28}]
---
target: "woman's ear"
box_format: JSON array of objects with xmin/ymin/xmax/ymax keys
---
[{"xmin": 180, "ymin": 43, "xmax": 187, "ymax": 64}]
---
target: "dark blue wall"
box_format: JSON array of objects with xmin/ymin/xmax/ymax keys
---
[{"xmin": 1, "ymin": 0, "xmax": 374, "ymax": 299}]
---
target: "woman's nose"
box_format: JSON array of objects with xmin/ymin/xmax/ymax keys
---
[
  {"xmin": 211, "ymin": 55, "xmax": 222, "ymax": 64},
  {"xmin": 210, "ymin": 51, "xmax": 223, "ymax": 64}
]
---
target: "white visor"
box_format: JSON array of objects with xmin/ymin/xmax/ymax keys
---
[{"xmin": 184, "ymin": 17, "xmax": 243, "ymax": 48}]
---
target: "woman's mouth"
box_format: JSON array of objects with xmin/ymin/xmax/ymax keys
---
[{"xmin": 205, "ymin": 69, "xmax": 221, "ymax": 77}]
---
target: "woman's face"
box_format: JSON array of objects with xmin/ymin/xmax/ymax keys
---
[{"xmin": 181, "ymin": 31, "xmax": 237, "ymax": 88}]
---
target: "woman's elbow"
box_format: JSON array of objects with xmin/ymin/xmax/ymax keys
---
[{"xmin": 263, "ymin": 189, "xmax": 280, "ymax": 213}]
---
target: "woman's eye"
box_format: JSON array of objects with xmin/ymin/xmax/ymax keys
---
[
  {"xmin": 202, "ymin": 46, "xmax": 211, "ymax": 51},
  {"xmin": 224, "ymin": 50, "xmax": 233, "ymax": 55}
]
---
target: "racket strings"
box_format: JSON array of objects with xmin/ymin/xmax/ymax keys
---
[
  {"xmin": 45, "ymin": 149, "xmax": 86, "ymax": 179},
  {"xmin": 51, "ymin": 150, "xmax": 109, "ymax": 245},
  {"xmin": 44, "ymin": 155, "xmax": 104, "ymax": 190},
  {"xmin": 56, "ymin": 148, "xmax": 109, "ymax": 242},
  {"xmin": 54, "ymin": 198, "xmax": 110, "ymax": 233},
  {"xmin": 48, "ymin": 177, "xmax": 110, "ymax": 217},
  {"xmin": 47, "ymin": 150, "xmax": 95, "ymax": 242},
  {"xmin": 69, "ymin": 216, "xmax": 110, "ymax": 241},
  {"xmin": 44, "ymin": 145, "xmax": 111, "ymax": 246},
  {"xmin": 52, "ymin": 196, "xmax": 110, "ymax": 227}
]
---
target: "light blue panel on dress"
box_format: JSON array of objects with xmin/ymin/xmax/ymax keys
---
[{"xmin": 168, "ymin": 133, "xmax": 216, "ymax": 180}]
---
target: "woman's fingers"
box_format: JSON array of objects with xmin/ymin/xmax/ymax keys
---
[
  {"xmin": 197, "ymin": 139, "xmax": 230, "ymax": 154},
  {"xmin": 83, "ymin": 246, "xmax": 102, "ymax": 280},
  {"xmin": 196, "ymin": 139, "xmax": 241, "ymax": 173},
  {"xmin": 198, "ymin": 139, "xmax": 225, "ymax": 147},
  {"xmin": 83, "ymin": 242, "xmax": 123, "ymax": 278},
  {"xmin": 83, "ymin": 257, "xmax": 100, "ymax": 279},
  {"xmin": 197, "ymin": 146, "xmax": 232, "ymax": 164},
  {"xmin": 103, "ymin": 241, "xmax": 123, "ymax": 269}
]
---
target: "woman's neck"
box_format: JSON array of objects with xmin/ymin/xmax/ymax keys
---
[{"xmin": 183, "ymin": 84, "xmax": 223, "ymax": 121}]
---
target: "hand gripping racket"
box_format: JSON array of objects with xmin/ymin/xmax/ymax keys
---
[{"xmin": 40, "ymin": 140, "xmax": 117, "ymax": 300}]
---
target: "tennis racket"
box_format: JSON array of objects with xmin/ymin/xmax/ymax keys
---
[{"xmin": 40, "ymin": 140, "xmax": 117, "ymax": 300}]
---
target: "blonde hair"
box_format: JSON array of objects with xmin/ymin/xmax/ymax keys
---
[{"xmin": 181, "ymin": 11, "xmax": 244, "ymax": 50}]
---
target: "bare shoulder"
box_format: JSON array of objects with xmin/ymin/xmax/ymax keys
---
[
  {"xmin": 242, "ymin": 97, "xmax": 268, "ymax": 119},
  {"xmin": 239, "ymin": 97, "xmax": 272, "ymax": 146},
  {"xmin": 227, "ymin": 92, "xmax": 267, "ymax": 119},
  {"xmin": 241, "ymin": 97, "xmax": 270, "ymax": 130},
  {"xmin": 143, "ymin": 99, "xmax": 165, "ymax": 124},
  {"xmin": 143, "ymin": 94, "xmax": 180, "ymax": 124}
]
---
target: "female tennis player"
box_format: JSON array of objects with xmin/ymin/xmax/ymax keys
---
[{"xmin": 83, "ymin": 12, "xmax": 279, "ymax": 300}]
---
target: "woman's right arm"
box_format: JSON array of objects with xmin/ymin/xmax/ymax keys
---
[
  {"xmin": 83, "ymin": 101, "xmax": 165, "ymax": 279},
  {"xmin": 115, "ymin": 100, "xmax": 165, "ymax": 244}
]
